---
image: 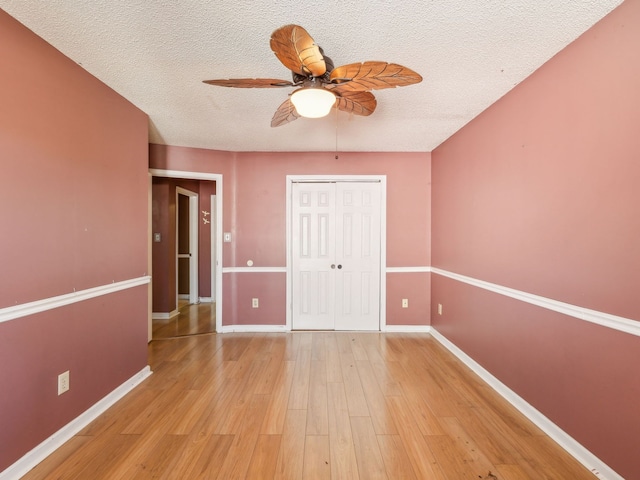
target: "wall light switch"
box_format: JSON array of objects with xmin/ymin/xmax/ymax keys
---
[
  {"xmin": 438, "ymin": 303, "xmax": 443, "ymax": 315},
  {"xmin": 402, "ymin": 298, "xmax": 409, "ymax": 308},
  {"xmin": 224, "ymin": 232, "xmax": 232, "ymax": 243},
  {"xmin": 153, "ymin": 233, "xmax": 161, "ymax": 242}
]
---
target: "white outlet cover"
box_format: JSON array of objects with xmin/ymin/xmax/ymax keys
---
[{"xmin": 58, "ymin": 371, "xmax": 70, "ymax": 395}]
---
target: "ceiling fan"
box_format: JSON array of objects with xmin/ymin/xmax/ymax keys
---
[{"xmin": 203, "ymin": 24, "xmax": 423, "ymax": 127}]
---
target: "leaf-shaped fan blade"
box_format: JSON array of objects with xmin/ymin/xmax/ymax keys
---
[
  {"xmin": 335, "ymin": 91, "xmax": 377, "ymax": 116},
  {"xmin": 270, "ymin": 25, "xmax": 326, "ymax": 77},
  {"xmin": 203, "ymin": 78, "xmax": 294, "ymax": 88},
  {"xmin": 329, "ymin": 62, "xmax": 422, "ymax": 91},
  {"xmin": 271, "ymin": 98, "xmax": 301, "ymax": 127}
]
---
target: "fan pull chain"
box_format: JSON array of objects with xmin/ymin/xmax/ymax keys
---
[{"xmin": 335, "ymin": 106, "xmax": 339, "ymax": 159}]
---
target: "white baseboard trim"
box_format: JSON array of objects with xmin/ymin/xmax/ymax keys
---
[
  {"xmin": 0, "ymin": 366, "xmax": 152, "ymax": 480},
  {"xmin": 383, "ymin": 325, "xmax": 431, "ymax": 333},
  {"xmin": 152, "ymin": 309, "xmax": 179, "ymax": 320},
  {"xmin": 0, "ymin": 276, "xmax": 151, "ymax": 324},
  {"xmin": 431, "ymin": 268, "xmax": 639, "ymax": 337},
  {"xmin": 429, "ymin": 328, "xmax": 621, "ymax": 480},
  {"xmin": 220, "ymin": 324, "xmax": 289, "ymax": 333},
  {"xmin": 218, "ymin": 324, "xmax": 432, "ymax": 333},
  {"xmin": 199, "ymin": 297, "xmax": 213, "ymax": 303}
]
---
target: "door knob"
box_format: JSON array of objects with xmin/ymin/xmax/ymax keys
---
[
  {"xmin": 337, "ymin": 264, "xmax": 342, "ymax": 269},
  {"xmin": 331, "ymin": 264, "xmax": 336, "ymax": 269}
]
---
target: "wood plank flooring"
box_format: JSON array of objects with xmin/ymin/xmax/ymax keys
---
[
  {"xmin": 22, "ymin": 332, "xmax": 596, "ymax": 479},
  {"xmin": 152, "ymin": 302, "xmax": 216, "ymax": 339}
]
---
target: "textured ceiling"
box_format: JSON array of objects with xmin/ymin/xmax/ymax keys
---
[{"xmin": 1, "ymin": 0, "xmax": 622, "ymax": 152}]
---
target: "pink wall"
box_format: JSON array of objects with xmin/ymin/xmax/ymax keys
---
[
  {"xmin": 0, "ymin": 9, "xmax": 149, "ymax": 472},
  {"xmin": 151, "ymin": 179, "xmax": 172, "ymax": 312},
  {"xmin": 386, "ymin": 273, "xmax": 430, "ymax": 326},
  {"xmin": 431, "ymin": 2, "xmax": 640, "ymax": 478},
  {"xmin": 150, "ymin": 147, "xmax": 431, "ymax": 327},
  {"xmin": 223, "ymin": 273, "xmax": 287, "ymax": 326},
  {"xmin": 0, "ymin": 290, "xmax": 148, "ymax": 471}
]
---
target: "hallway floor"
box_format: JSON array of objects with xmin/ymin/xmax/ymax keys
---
[{"xmin": 152, "ymin": 302, "xmax": 215, "ymax": 339}]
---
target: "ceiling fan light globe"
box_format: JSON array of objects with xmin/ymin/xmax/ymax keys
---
[{"xmin": 291, "ymin": 88, "xmax": 336, "ymax": 118}]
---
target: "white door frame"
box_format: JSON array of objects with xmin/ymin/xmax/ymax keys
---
[
  {"xmin": 210, "ymin": 194, "xmax": 217, "ymax": 302},
  {"xmin": 150, "ymin": 169, "xmax": 223, "ymax": 334},
  {"xmin": 176, "ymin": 187, "xmax": 199, "ymax": 306},
  {"xmin": 286, "ymin": 175, "xmax": 387, "ymax": 331}
]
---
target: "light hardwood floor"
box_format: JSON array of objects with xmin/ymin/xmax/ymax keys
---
[
  {"xmin": 152, "ymin": 302, "xmax": 216, "ymax": 340},
  {"xmin": 22, "ymin": 332, "xmax": 595, "ymax": 479}
]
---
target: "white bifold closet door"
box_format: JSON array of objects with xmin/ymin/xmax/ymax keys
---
[{"xmin": 292, "ymin": 181, "xmax": 381, "ymax": 330}]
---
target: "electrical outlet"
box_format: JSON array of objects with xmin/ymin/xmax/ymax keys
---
[
  {"xmin": 58, "ymin": 371, "xmax": 70, "ymax": 395},
  {"xmin": 438, "ymin": 303, "xmax": 443, "ymax": 315},
  {"xmin": 252, "ymin": 298, "xmax": 259, "ymax": 308},
  {"xmin": 402, "ymin": 298, "xmax": 408, "ymax": 308}
]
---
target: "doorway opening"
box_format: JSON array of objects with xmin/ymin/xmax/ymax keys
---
[
  {"xmin": 150, "ymin": 169, "xmax": 223, "ymax": 338},
  {"xmin": 176, "ymin": 187, "xmax": 199, "ymax": 307}
]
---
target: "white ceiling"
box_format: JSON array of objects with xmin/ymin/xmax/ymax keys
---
[{"xmin": 1, "ymin": 0, "xmax": 622, "ymax": 152}]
